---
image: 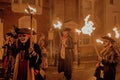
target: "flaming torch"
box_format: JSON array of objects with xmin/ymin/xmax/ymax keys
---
[
  {"xmin": 107, "ymin": 33, "xmax": 112, "ymax": 37},
  {"xmin": 113, "ymin": 27, "xmax": 120, "ymax": 39},
  {"xmin": 25, "ymin": 5, "xmax": 36, "ymax": 80},
  {"xmin": 53, "ymin": 20, "xmax": 63, "ymax": 38},
  {"xmin": 113, "ymin": 27, "xmax": 120, "ymax": 44},
  {"xmin": 53, "ymin": 21, "xmax": 62, "ymax": 29},
  {"xmin": 81, "ymin": 15, "xmax": 95, "ymax": 36},
  {"xmin": 81, "ymin": 14, "xmax": 100, "ymax": 57},
  {"xmin": 96, "ymin": 39, "xmax": 103, "ymax": 44},
  {"xmin": 25, "ymin": 5, "xmax": 36, "ymax": 48},
  {"xmin": 52, "ymin": 20, "xmax": 62, "ymax": 65},
  {"xmin": 75, "ymin": 29, "xmax": 81, "ymax": 35}
]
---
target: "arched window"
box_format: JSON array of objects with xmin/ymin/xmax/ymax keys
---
[{"xmin": 11, "ymin": 0, "xmax": 42, "ymax": 15}]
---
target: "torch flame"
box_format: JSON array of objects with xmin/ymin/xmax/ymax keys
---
[
  {"xmin": 96, "ymin": 39, "xmax": 103, "ymax": 44},
  {"xmin": 75, "ymin": 29, "xmax": 81, "ymax": 35},
  {"xmin": 25, "ymin": 5, "xmax": 36, "ymax": 14},
  {"xmin": 107, "ymin": 33, "xmax": 112, "ymax": 37},
  {"xmin": 53, "ymin": 21, "xmax": 62, "ymax": 29},
  {"xmin": 28, "ymin": 28, "xmax": 34, "ymax": 30},
  {"xmin": 81, "ymin": 15, "xmax": 95, "ymax": 36},
  {"xmin": 113, "ymin": 27, "xmax": 120, "ymax": 39}
]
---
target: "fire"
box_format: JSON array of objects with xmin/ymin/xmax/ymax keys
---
[
  {"xmin": 25, "ymin": 5, "xmax": 36, "ymax": 14},
  {"xmin": 53, "ymin": 21, "xmax": 62, "ymax": 29},
  {"xmin": 28, "ymin": 28, "xmax": 34, "ymax": 30},
  {"xmin": 81, "ymin": 15, "xmax": 95, "ymax": 36},
  {"xmin": 96, "ymin": 39, "xmax": 103, "ymax": 44},
  {"xmin": 75, "ymin": 29, "xmax": 81, "ymax": 35},
  {"xmin": 107, "ymin": 33, "xmax": 111, "ymax": 37},
  {"xmin": 113, "ymin": 27, "xmax": 120, "ymax": 39}
]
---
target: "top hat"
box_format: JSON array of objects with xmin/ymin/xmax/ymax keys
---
[{"xmin": 17, "ymin": 28, "xmax": 36, "ymax": 35}]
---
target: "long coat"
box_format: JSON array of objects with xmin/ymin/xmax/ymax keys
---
[
  {"xmin": 13, "ymin": 43, "xmax": 42, "ymax": 80},
  {"xmin": 58, "ymin": 36, "xmax": 74, "ymax": 80},
  {"xmin": 94, "ymin": 46, "xmax": 119, "ymax": 80}
]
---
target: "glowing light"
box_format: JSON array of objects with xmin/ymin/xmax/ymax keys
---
[
  {"xmin": 25, "ymin": 5, "xmax": 36, "ymax": 14},
  {"xmin": 81, "ymin": 15, "xmax": 95, "ymax": 36},
  {"xmin": 107, "ymin": 33, "xmax": 112, "ymax": 37},
  {"xmin": 28, "ymin": 28, "xmax": 34, "ymax": 30},
  {"xmin": 113, "ymin": 27, "xmax": 120, "ymax": 39},
  {"xmin": 75, "ymin": 29, "xmax": 81, "ymax": 35},
  {"xmin": 53, "ymin": 21, "xmax": 62, "ymax": 29},
  {"xmin": 96, "ymin": 39, "xmax": 103, "ymax": 44}
]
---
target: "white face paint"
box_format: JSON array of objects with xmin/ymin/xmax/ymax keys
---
[{"xmin": 18, "ymin": 34, "xmax": 30, "ymax": 43}]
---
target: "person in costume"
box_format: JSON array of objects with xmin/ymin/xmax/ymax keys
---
[
  {"xmin": 13, "ymin": 28, "xmax": 44, "ymax": 80},
  {"xmin": 38, "ymin": 33, "xmax": 48, "ymax": 71},
  {"xmin": 58, "ymin": 28, "xmax": 74, "ymax": 80},
  {"xmin": 2, "ymin": 32, "xmax": 17, "ymax": 79},
  {"xmin": 94, "ymin": 36, "xmax": 119, "ymax": 80}
]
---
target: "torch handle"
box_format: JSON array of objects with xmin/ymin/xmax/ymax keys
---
[
  {"xmin": 30, "ymin": 14, "xmax": 33, "ymax": 48},
  {"xmin": 58, "ymin": 30, "xmax": 61, "ymax": 40},
  {"xmin": 94, "ymin": 45, "xmax": 100, "ymax": 57}
]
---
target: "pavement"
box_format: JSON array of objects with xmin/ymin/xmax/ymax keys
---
[
  {"xmin": 46, "ymin": 57, "xmax": 120, "ymax": 80},
  {"xmin": 46, "ymin": 61, "xmax": 97, "ymax": 80},
  {"xmin": 0, "ymin": 56, "xmax": 120, "ymax": 80}
]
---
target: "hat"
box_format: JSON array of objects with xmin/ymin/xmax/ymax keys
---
[
  {"xmin": 17, "ymin": 28, "xmax": 36, "ymax": 35},
  {"xmin": 6, "ymin": 32, "xmax": 18, "ymax": 39},
  {"xmin": 6, "ymin": 32, "xmax": 14, "ymax": 37},
  {"xmin": 101, "ymin": 36, "xmax": 115, "ymax": 43}
]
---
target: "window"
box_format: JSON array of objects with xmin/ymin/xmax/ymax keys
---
[
  {"xmin": 78, "ymin": 34, "xmax": 92, "ymax": 46},
  {"xmin": 83, "ymin": 37, "xmax": 90, "ymax": 44}
]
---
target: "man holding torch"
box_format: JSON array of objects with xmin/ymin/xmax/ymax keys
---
[
  {"xmin": 13, "ymin": 28, "xmax": 44, "ymax": 80},
  {"xmin": 58, "ymin": 28, "xmax": 74, "ymax": 80},
  {"xmin": 94, "ymin": 36, "xmax": 119, "ymax": 80}
]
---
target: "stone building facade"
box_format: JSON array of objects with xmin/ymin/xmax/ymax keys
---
[{"xmin": 0, "ymin": 0, "xmax": 120, "ymax": 60}]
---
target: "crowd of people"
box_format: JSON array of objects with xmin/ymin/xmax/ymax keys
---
[
  {"xmin": 1, "ymin": 27, "xmax": 120, "ymax": 80},
  {"xmin": 2, "ymin": 27, "xmax": 47, "ymax": 80}
]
